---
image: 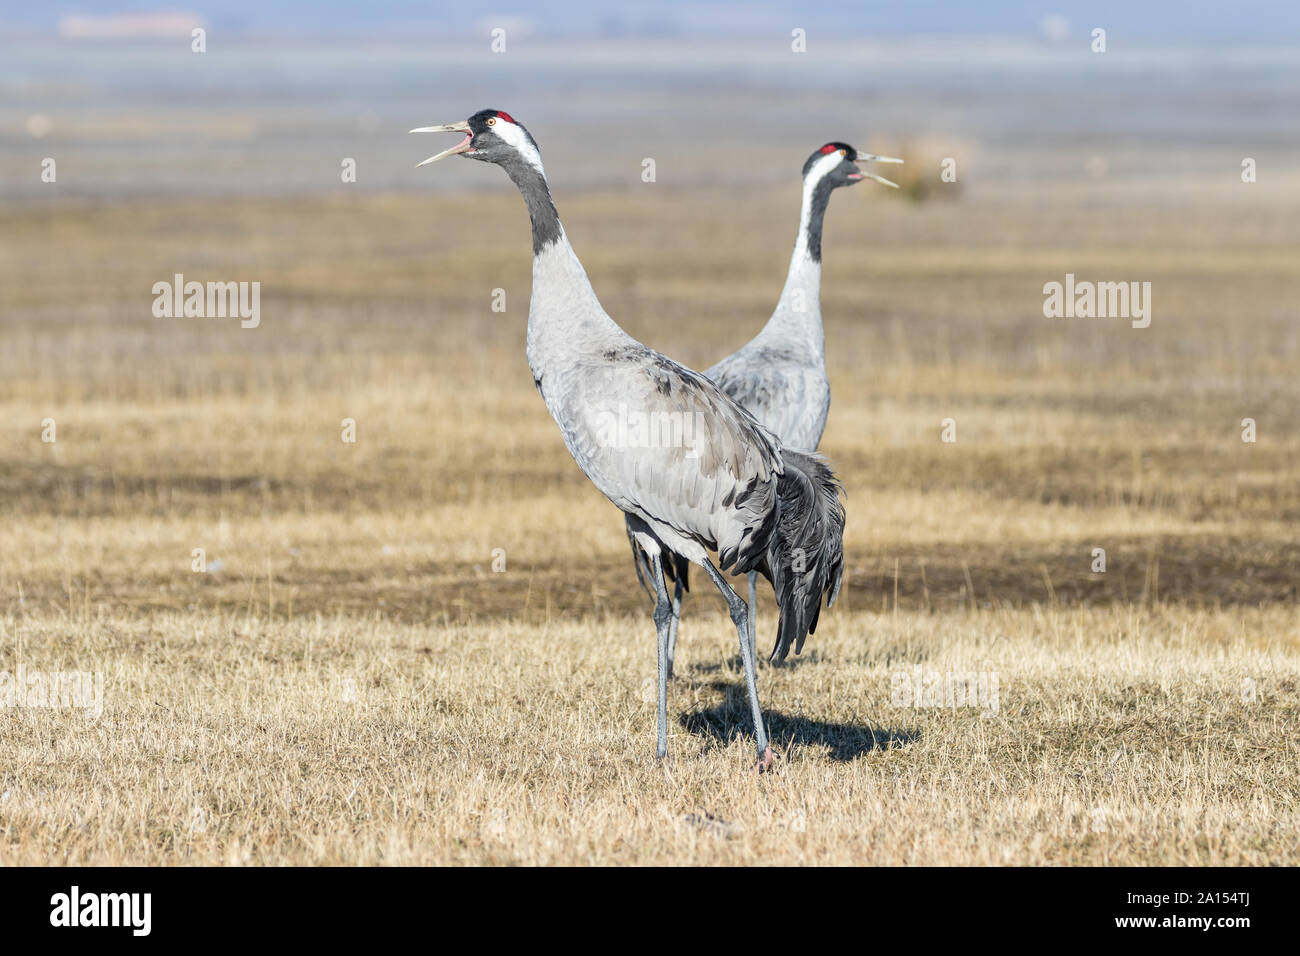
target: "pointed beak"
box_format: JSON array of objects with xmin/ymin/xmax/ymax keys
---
[
  {"xmin": 410, "ymin": 120, "xmax": 472, "ymax": 167},
  {"xmin": 853, "ymin": 153, "xmax": 904, "ymax": 188}
]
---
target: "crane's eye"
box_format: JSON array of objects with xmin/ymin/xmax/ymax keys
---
[
  {"xmin": 839, "ymin": 149, "xmax": 847, "ymax": 157},
  {"xmin": 486, "ymin": 117, "xmax": 497, "ymax": 127}
]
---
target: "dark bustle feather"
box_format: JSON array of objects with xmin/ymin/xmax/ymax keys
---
[
  {"xmin": 747, "ymin": 449, "xmax": 845, "ymax": 663},
  {"xmin": 629, "ymin": 451, "xmax": 843, "ymax": 663}
]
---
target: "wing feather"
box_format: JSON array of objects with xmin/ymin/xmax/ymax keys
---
[
  {"xmin": 546, "ymin": 346, "xmax": 782, "ymax": 569},
  {"xmin": 706, "ymin": 345, "xmax": 829, "ymax": 453}
]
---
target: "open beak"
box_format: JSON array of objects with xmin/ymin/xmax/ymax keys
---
[
  {"xmin": 410, "ymin": 120, "xmax": 472, "ymax": 167},
  {"xmin": 853, "ymin": 153, "xmax": 904, "ymax": 188}
]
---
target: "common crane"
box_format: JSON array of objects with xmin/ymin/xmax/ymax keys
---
[{"xmin": 413, "ymin": 109, "xmax": 846, "ymax": 771}]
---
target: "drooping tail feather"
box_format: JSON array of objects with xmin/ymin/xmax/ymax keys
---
[{"xmin": 756, "ymin": 449, "xmax": 845, "ymax": 664}]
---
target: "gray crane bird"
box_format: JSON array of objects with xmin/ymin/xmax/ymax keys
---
[
  {"xmin": 629, "ymin": 140, "xmax": 900, "ymax": 675},
  {"xmin": 413, "ymin": 109, "xmax": 846, "ymax": 771}
]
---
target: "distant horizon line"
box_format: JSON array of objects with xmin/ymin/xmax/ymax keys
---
[{"xmin": 6, "ymin": 30, "xmax": 1300, "ymax": 45}]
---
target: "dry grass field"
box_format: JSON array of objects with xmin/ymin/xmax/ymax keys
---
[{"xmin": 2, "ymin": 181, "xmax": 1298, "ymax": 865}]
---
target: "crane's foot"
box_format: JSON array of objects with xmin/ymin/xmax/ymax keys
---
[{"xmin": 753, "ymin": 746, "xmax": 776, "ymax": 774}]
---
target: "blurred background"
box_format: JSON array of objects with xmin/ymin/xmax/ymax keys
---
[{"xmin": 4, "ymin": 0, "xmax": 1300, "ymax": 200}]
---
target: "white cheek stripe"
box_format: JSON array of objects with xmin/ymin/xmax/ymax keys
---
[
  {"xmin": 494, "ymin": 119, "xmax": 545, "ymax": 174},
  {"xmin": 795, "ymin": 151, "xmax": 842, "ymax": 245},
  {"xmin": 807, "ymin": 150, "xmax": 842, "ymax": 187}
]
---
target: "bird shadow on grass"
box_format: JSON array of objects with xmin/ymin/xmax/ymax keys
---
[
  {"xmin": 679, "ymin": 680, "xmax": 917, "ymax": 762},
  {"xmin": 689, "ymin": 648, "xmax": 826, "ymax": 675}
]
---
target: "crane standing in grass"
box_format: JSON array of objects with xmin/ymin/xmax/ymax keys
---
[
  {"xmin": 631, "ymin": 141, "xmax": 901, "ymax": 675},
  {"xmin": 413, "ymin": 109, "xmax": 846, "ymax": 771}
]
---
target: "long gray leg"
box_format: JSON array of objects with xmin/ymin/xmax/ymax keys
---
[
  {"xmin": 746, "ymin": 570, "xmax": 758, "ymax": 662},
  {"xmin": 649, "ymin": 552, "xmax": 673, "ymax": 760},
  {"xmin": 665, "ymin": 573, "xmax": 683, "ymax": 679},
  {"xmin": 699, "ymin": 560, "xmax": 772, "ymax": 768}
]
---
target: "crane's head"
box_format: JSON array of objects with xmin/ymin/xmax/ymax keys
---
[
  {"xmin": 803, "ymin": 142, "xmax": 903, "ymax": 190},
  {"xmin": 411, "ymin": 109, "xmax": 543, "ymax": 174}
]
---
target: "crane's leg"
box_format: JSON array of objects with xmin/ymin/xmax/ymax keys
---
[
  {"xmin": 746, "ymin": 570, "xmax": 758, "ymax": 662},
  {"xmin": 649, "ymin": 552, "xmax": 673, "ymax": 761},
  {"xmin": 665, "ymin": 573, "xmax": 683, "ymax": 679},
  {"xmin": 700, "ymin": 559, "xmax": 773, "ymax": 772}
]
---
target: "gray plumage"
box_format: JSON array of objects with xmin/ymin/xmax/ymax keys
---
[
  {"xmin": 416, "ymin": 109, "xmax": 849, "ymax": 768},
  {"xmin": 628, "ymin": 141, "xmax": 885, "ymax": 664}
]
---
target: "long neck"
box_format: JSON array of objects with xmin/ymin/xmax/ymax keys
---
[
  {"xmin": 796, "ymin": 174, "xmax": 834, "ymax": 264},
  {"xmin": 503, "ymin": 157, "xmax": 562, "ymax": 254},
  {"xmin": 503, "ymin": 156, "xmax": 626, "ymax": 365},
  {"xmin": 762, "ymin": 174, "xmax": 831, "ymax": 352}
]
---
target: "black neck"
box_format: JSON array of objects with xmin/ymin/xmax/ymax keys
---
[
  {"xmin": 502, "ymin": 156, "xmax": 562, "ymax": 254},
  {"xmin": 803, "ymin": 178, "xmax": 834, "ymax": 263}
]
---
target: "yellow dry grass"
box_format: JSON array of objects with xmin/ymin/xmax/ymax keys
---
[{"xmin": 1, "ymin": 186, "xmax": 1297, "ymax": 864}]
